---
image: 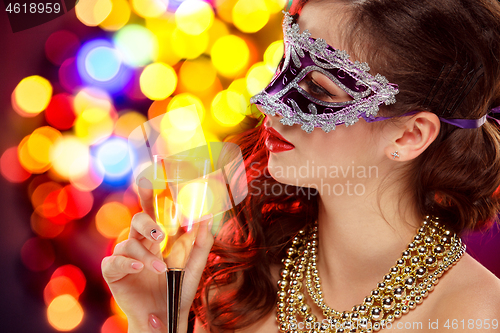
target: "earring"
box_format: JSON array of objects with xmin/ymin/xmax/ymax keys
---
[{"xmin": 391, "ymin": 151, "xmax": 400, "ymax": 159}]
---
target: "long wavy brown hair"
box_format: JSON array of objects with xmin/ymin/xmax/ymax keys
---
[{"xmin": 193, "ymin": 0, "xmax": 500, "ymax": 331}]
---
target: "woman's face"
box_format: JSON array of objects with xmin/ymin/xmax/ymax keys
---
[{"xmin": 261, "ymin": 1, "xmax": 389, "ymax": 192}]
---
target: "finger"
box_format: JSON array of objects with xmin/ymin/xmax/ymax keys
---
[
  {"xmin": 193, "ymin": 215, "xmax": 214, "ymax": 249},
  {"xmin": 129, "ymin": 212, "xmax": 164, "ymax": 243},
  {"xmin": 101, "ymin": 255, "xmax": 144, "ymax": 284},
  {"xmin": 138, "ymin": 178, "xmax": 155, "ymax": 219},
  {"xmin": 114, "ymin": 238, "xmax": 167, "ymax": 274},
  {"xmin": 184, "ymin": 216, "xmax": 214, "ymax": 281},
  {"xmin": 149, "ymin": 314, "xmax": 166, "ymax": 331}
]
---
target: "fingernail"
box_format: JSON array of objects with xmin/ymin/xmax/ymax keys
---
[
  {"xmin": 149, "ymin": 314, "xmax": 161, "ymax": 329},
  {"xmin": 152, "ymin": 260, "xmax": 167, "ymax": 273},
  {"xmin": 131, "ymin": 261, "xmax": 144, "ymax": 270},
  {"xmin": 150, "ymin": 229, "xmax": 164, "ymax": 241}
]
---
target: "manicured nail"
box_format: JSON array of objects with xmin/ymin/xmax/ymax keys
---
[
  {"xmin": 150, "ymin": 229, "xmax": 164, "ymax": 241},
  {"xmin": 152, "ymin": 260, "xmax": 167, "ymax": 273},
  {"xmin": 149, "ymin": 314, "xmax": 161, "ymax": 329},
  {"xmin": 131, "ymin": 261, "xmax": 144, "ymax": 270}
]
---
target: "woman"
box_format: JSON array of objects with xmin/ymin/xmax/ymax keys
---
[{"xmin": 102, "ymin": 0, "xmax": 500, "ymax": 332}]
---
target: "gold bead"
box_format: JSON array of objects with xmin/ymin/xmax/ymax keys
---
[
  {"xmin": 404, "ymin": 276, "xmax": 416, "ymax": 289},
  {"xmin": 278, "ymin": 279, "xmax": 288, "ymax": 288},
  {"xmin": 299, "ymin": 304, "xmax": 311, "ymax": 315},
  {"xmin": 393, "ymin": 286, "xmax": 406, "ymax": 299},
  {"xmin": 415, "ymin": 266, "xmax": 426, "ymax": 279},
  {"xmin": 305, "ymin": 314, "xmax": 317, "ymax": 323},
  {"xmin": 382, "ymin": 297, "xmax": 395, "ymax": 311},
  {"xmin": 279, "ymin": 322, "xmax": 289, "ymax": 331},
  {"xmin": 370, "ymin": 307, "xmax": 384, "ymax": 321}
]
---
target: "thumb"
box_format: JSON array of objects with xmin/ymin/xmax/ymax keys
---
[{"xmin": 149, "ymin": 314, "xmax": 167, "ymax": 332}]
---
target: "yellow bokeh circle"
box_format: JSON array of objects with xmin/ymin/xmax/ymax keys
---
[
  {"xmin": 130, "ymin": 0, "xmax": 167, "ymax": 18},
  {"xmin": 47, "ymin": 294, "xmax": 84, "ymax": 331},
  {"xmin": 95, "ymin": 202, "xmax": 132, "ymax": 238},
  {"xmin": 73, "ymin": 87, "xmax": 113, "ymax": 116},
  {"xmin": 50, "ymin": 136, "xmax": 90, "ymax": 180},
  {"xmin": 175, "ymin": 0, "xmax": 214, "ymax": 36},
  {"xmin": 264, "ymin": 0, "xmax": 288, "ymax": 13},
  {"xmin": 206, "ymin": 18, "xmax": 229, "ymax": 55},
  {"xmin": 211, "ymin": 90, "xmax": 247, "ymax": 127},
  {"xmin": 178, "ymin": 181, "xmax": 214, "ymax": 219},
  {"xmin": 99, "ymin": 0, "xmax": 131, "ymax": 31},
  {"xmin": 246, "ymin": 62, "xmax": 275, "ymax": 95},
  {"xmin": 146, "ymin": 17, "xmax": 180, "ymax": 65},
  {"xmin": 168, "ymin": 93, "xmax": 206, "ymax": 122},
  {"xmin": 232, "ymin": 0, "xmax": 270, "ymax": 33},
  {"xmin": 214, "ymin": 0, "xmax": 238, "ymax": 23},
  {"xmin": 171, "ymin": 28, "xmax": 209, "ymax": 60},
  {"xmin": 26, "ymin": 127, "xmax": 62, "ymax": 167},
  {"xmin": 264, "ymin": 40, "xmax": 284, "ymax": 71},
  {"xmin": 74, "ymin": 108, "xmax": 115, "ymax": 145},
  {"xmin": 14, "ymin": 76, "xmax": 53, "ymax": 116},
  {"xmin": 228, "ymin": 78, "xmax": 252, "ymax": 115},
  {"xmin": 18, "ymin": 136, "xmax": 51, "ymax": 174},
  {"xmin": 76, "ymin": 0, "xmax": 112, "ymax": 26},
  {"xmin": 179, "ymin": 58, "xmax": 217, "ymax": 93},
  {"xmin": 114, "ymin": 111, "xmax": 148, "ymax": 138},
  {"xmin": 140, "ymin": 63, "xmax": 178, "ymax": 100},
  {"xmin": 211, "ymin": 35, "xmax": 250, "ymax": 78}
]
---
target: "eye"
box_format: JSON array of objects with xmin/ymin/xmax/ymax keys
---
[
  {"xmin": 298, "ymin": 71, "xmax": 354, "ymax": 103},
  {"xmin": 299, "ymin": 74, "xmax": 336, "ymax": 102},
  {"xmin": 305, "ymin": 79, "xmax": 335, "ymax": 99}
]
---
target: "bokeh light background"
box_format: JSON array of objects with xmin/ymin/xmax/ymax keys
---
[{"xmin": 0, "ymin": 1, "xmax": 499, "ymax": 332}]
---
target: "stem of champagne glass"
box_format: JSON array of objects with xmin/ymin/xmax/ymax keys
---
[{"xmin": 167, "ymin": 268, "xmax": 185, "ymax": 333}]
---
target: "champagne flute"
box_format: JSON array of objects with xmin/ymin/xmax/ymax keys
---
[{"xmin": 152, "ymin": 154, "xmax": 211, "ymax": 333}]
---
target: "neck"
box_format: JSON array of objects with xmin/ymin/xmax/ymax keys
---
[{"xmin": 315, "ymin": 178, "xmax": 421, "ymax": 311}]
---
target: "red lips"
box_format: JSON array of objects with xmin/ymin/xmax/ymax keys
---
[{"xmin": 265, "ymin": 127, "xmax": 295, "ymax": 153}]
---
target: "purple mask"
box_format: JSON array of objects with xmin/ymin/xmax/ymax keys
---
[{"xmin": 250, "ymin": 12, "xmax": 399, "ymax": 133}]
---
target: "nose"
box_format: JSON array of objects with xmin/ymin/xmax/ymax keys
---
[{"xmin": 257, "ymin": 105, "xmax": 282, "ymax": 129}]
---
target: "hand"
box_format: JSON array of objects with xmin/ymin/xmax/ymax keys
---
[{"xmin": 102, "ymin": 178, "xmax": 214, "ymax": 332}]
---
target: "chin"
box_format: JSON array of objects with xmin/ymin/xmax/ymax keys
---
[{"xmin": 267, "ymin": 162, "xmax": 317, "ymax": 188}]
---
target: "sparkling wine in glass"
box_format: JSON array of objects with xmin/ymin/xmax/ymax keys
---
[{"xmin": 152, "ymin": 154, "xmax": 211, "ymax": 333}]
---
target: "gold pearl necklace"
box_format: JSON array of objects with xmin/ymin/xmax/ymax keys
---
[{"xmin": 276, "ymin": 216, "xmax": 465, "ymax": 332}]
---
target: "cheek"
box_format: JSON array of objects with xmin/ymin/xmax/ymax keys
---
[{"xmin": 298, "ymin": 127, "xmax": 379, "ymax": 169}]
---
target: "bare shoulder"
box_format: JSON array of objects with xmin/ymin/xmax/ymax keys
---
[{"xmin": 432, "ymin": 253, "xmax": 500, "ymax": 321}]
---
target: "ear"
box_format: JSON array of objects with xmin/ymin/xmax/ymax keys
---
[{"xmin": 384, "ymin": 112, "xmax": 440, "ymax": 161}]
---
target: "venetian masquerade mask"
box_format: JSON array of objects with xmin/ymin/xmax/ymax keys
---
[{"xmin": 250, "ymin": 12, "xmax": 399, "ymax": 133}]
